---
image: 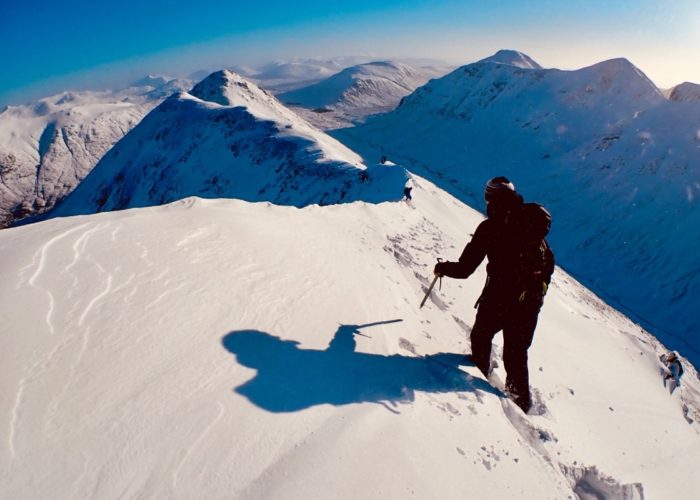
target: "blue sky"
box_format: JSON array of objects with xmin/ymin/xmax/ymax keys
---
[{"xmin": 2, "ymin": 0, "xmax": 698, "ymax": 106}]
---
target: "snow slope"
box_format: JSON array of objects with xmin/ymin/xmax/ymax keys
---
[
  {"xmin": 0, "ymin": 77, "xmax": 191, "ymax": 227},
  {"xmin": 43, "ymin": 70, "xmax": 407, "ymax": 219},
  {"xmin": 2, "ymin": 174, "xmax": 699, "ymax": 499},
  {"xmin": 334, "ymin": 51, "xmax": 700, "ymax": 368},
  {"xmin": 279, "ymin": 61, "xmax": 447, "ymax": 129}
]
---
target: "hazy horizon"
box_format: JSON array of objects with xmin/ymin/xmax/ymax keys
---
[{"xmin": 3, "ymin": 0, "xmax": 699, "ymax": 107}]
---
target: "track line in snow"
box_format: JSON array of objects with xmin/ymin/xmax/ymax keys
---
[
  {"xmin": 65, "ymin": 223, "xmax": 107, "ymax": 277},
  {"xmin": 16, "ymin": 252, "xmax": 40, "ymax": 289},
  {"xmin": 10, "ymin": 328, "xmax": 85, "ymax": 456},
  {"xmin": 8, "ymin": 332, "xmax": 72, "ymax": 458},
  {"xmin": 8, "ymin": 383, "xmax": 25, "ymax": 458},
  {"xmin": 175, "ymin": 227, "xmax": 210, "ymax": 247},
  {"xmin": 113, "ymin": 272, "xmax": 136, "ymax": 290},
  {"xmin": 42, "ymin": 232, "xmax": 116, "ymax": 427},
  {"xmin": 110, "ymin": 224, "xmax": 121, "ymax": 242},
  {"xmin": 78, "ymin": 274, "xmax": 113, "ymax": 326},
  {"xmin": 45, "ymin": 313, "xmax": 107, "ymax": 437},
  {"xmin": 24, "ymin": 223, "xmax": 91, "ymax": 334},
  {"xmin": 171, "ymin": 402, "xmax": 225, "ymax": 491},
  {"xmin": 137, "ymin": 242, "xmax": 153, "ymax": 266},
  {"xmin": 144, "ymin": 282, "xmax": 186, "ymax": 311},
  {"xmin": 28, "ymin": 223, "xmax": 90, "ymax": 287},
  {"xmin": 44, "ymin": 291, "xmax": 56, "ymax": 336}
]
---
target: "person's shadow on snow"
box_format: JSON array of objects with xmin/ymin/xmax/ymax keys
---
[{"xmin": 221, "ymin": 320, "xmax": 499, "ymax": 413}]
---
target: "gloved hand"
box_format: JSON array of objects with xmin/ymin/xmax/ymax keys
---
[{"xmin": 434, "ymin": 262, "xmax": 447, "ymax": 277}]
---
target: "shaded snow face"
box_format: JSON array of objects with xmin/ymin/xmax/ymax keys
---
[{"xmin": 334, "ymin": 51, "xmax": 700, "ymax": 367}]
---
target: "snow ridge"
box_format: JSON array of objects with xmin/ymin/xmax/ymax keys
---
[{"xmin": 42, "ymin": 71, "xmax": 407, "ymax": 219}]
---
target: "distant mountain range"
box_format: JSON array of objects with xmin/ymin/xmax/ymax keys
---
[
  {"xmin": 1, "ymin": 59, "xmax": 447, "ymax": 226},
  {"xmin": 0, "ymin": 77, "xmax": 192, "ymax": 227},
  {"xmin": 334, "ymin": 49, "xmax": 700, "ymax": 366}
]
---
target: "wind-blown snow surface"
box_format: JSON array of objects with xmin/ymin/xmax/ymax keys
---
[
  {"xmin": 334, "ymin": 51, "xmax": 700, "ymax": 368},
  {"xmin": 279, "ymin": 61, "xmax": 448, "ymax": 129},
  {"xmin": 44, "ymin": 70, "xmax": 406, "ymax": 219},
  {"xmin": 0, "ymin": 78, "xmax": 191, "ymax": 227},
  {"xmin": 2, "ymin": 176, "xmax": 699, "ymax": 499}
]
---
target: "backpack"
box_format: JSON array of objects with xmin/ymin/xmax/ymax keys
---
[{"xmin": 512, "ymin": 203, "xmax": 554, "ymax": 299}]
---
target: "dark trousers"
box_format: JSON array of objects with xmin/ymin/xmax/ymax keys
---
[{"xmin": 470, "ymin": 297, "xmax": 541, "ymax": 410}]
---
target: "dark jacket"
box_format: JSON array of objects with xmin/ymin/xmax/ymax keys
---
[{"xmin": 436, "ymin": 216, "xmax": 554, "ymax": 305}]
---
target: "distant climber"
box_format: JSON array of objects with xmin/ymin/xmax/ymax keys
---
[
  {"xmin": 404, "ymin": 186, "xmax": 413, "ymax": 201},
  {"xmin": 380, "ymin": 155, "xmax": 387, "ymax": 164},
  {"xmin": 433, "ymin": 176, "xmax": 554, "ymax": 413},
  {"xmin": 660, "ymin": 352, "xmax": 683, "ymax": 394}
]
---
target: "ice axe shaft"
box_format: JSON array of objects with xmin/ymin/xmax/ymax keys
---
[
  {"xmin": 420, "ymin": 275, "xmax": 441, "ymax": 308},
  {"xmin": 420, "ymin": 258, "xmax": 443, "ymax": 308}
]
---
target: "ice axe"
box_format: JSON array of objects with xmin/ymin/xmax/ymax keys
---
[{"xmin": 419, "ymin": 258, "xmax": 443, "ymax": 308}]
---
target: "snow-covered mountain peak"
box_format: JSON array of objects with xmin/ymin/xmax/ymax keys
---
[
  {"xmin": 131, "ymin": 74, "xmax": 175, "ymax": 88},
  {"xmin": 187, "ymin": 69, "xmax": 322, "ymax": 131},
  {"xmin": 669, "ymin": 82, "xmax": 700, "ymax": 102},
  {"xmin": 277, "ymin": 61, "xmax": 448, "ymax": 129},
  {"xmin": 336, "ymin": 61, "xmax": 429, "ymax": 89},
  {"xmin": 575, "ymin": 58, "xmax": 663, "ymax": 100},
  {"xmin": 189, "ymin": 69, "xmax": 268, "ymax": 107},
  {"xmin": 478, "ymin": 49, "xmax": 542, "ymax": 69},
  {"xmin": 384, "ymin": 51, "xmax": 665, "ymax": 135},
  {"xmin": 255, "ymin": 60, "xmax": 343, "ymax": 81},
  {"xmin": 348, "ymin": 60, "xmax": 410, "ymax": 75},
  {"xmin": 363, "ymin": 60, "xmax": 402, "ymax": 69}
]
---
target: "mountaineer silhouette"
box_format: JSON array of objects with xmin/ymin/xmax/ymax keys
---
[{"xmin": 434, "ymin": 177, "xmax": 554, "ymax": 413}]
